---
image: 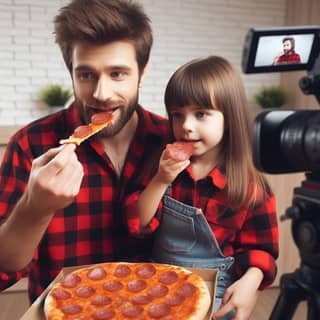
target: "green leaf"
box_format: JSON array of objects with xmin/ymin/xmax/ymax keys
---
[
  {"xmin": 39, "ymin": 84, "xmax": 72, "ymax": 107},
  {"xmin": 254, "ymin": 85, "xmax": 287, "ymax": 109}
]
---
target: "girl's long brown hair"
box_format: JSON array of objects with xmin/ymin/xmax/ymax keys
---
[{"xmin": 165, "ymin": 56, "xmax": 270, "ymax": 210}]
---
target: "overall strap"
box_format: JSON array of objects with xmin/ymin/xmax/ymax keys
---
[{"xmin": 164, "ymin": 185, "xmax": 172, "ymax": 196}]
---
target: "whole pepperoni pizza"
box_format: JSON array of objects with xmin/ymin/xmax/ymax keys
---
[{"xmin": 44, "ymin": 262, "xmax": 211, "ymax": 320}]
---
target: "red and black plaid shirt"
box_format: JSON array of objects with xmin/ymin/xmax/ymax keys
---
[
  {"xmin": 126, "ymin": 165, "xmax": 279, "ymax": 290},
  {"xmin": 276, "ymin": 51, "xmax": 301, "ymax": 64},
  {"xmin": 0, "ymin": 102, "xmax": 169, "ymax": 302}
]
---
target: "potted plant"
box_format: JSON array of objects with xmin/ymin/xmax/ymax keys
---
[
  {"xmin": 254, "ymin": 85, "xmax": 287, "ymax": 109},
  {"xmin": 39, "ymin": 84, "xmax": 73, "ymax": 110}
]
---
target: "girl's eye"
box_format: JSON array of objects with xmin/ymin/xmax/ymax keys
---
[{"xmin": 195, "ymin": 111, "xmax": 206, "ymax": 118}]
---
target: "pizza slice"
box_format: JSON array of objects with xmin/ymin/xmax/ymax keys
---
[
  {"xmin": 60, "ymin": 112, "xmax": 113, "ymax": 146},
  {"xmin": 164, "ymin": 141, "xmax": 195, "ymax": 161}
]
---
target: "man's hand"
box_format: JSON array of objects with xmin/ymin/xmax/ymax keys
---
[
  {"xmin": 24, "ymin": 144, "xmax": 84, "ymax": 216},
  {"xmin": 272, "ymin": 52, "xmax": 283, "ymax": 65},
  {"xmin": 0, "ymin": 144, "xmax": 84, "ymax": 271}
]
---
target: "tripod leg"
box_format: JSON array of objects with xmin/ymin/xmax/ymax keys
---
[
  {"xmin": 307, "ymin": 293, "xmax": 320, "ymax": 320},
  {"xmin": 270, "ymin": 273, "xmax": 306, "ymax": 320}
]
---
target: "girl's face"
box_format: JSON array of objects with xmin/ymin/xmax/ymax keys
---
[{"xmin": 170, "ymin": 105, "xmax": 224, "ymax": 159}]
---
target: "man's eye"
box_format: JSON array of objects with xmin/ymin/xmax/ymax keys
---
[
  {"xmin": 78, "ymin": 72, "xmax": 96, "ymax": 81},
  {"xmin": 110, "ymin": 71, "xmax": 127, "ymax": 79}
]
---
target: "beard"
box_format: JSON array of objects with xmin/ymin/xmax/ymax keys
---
[
  {"xmin": 284, "ymin": 48, "xmax": 293, "ymax": 55},
  {"xmin": 75, "ymin": 93, "xmax": 139, "ymax": 138}
]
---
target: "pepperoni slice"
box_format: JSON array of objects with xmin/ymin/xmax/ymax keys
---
[
  {"xmin": 51, "ymin": 288, "xmax": 71, "ymax": 300},
  {"xmin": 103, "ymin": 280, "xmax": 123, "ymax": 292},
  {"xmin": 166, "ymin": 293, "xmax": 185, "ymax": 306},
  {"xmin": 148, "ymin": 303, "xmax": 171, "ymax": 318},
  {"xmin": 61, "ymin": 304, "xmax": 82, "ymax": 315},
  {"xmin": 147, "ymin": 284, "xmax": 169, "ymax": 298},
  {"xmin": 75, "ymin": 285, "xmax": 95, "ymax": 298},
  {"xmin": 164, "ymin": 141, "xmax": 195, "ymax": 161},
  {"xmin": 158, "ymin": 271, "xmax": 178, "ymax": 285},
  {"xmin": 127, "ymin": 279, "xmax": 147, "ymax": 292},
  {"xmin": 91, "ymin": 295, "xmax": 112, "ymax": 306},
  {"xmin": 113, "ymin": 264, "xmax": 131, "ymax": 278},
  {"xmin": 92, "ymin": 308, "xmax": 115, "ymax": 319},
  {"xmin": 87, "ymin": 267, "xmax": 107, "ymax": 280},
  {"xmin": 131, "ymin": 294, "xmax": 153, "ymax": 305},
  {"xmin": 176, "ymin": 283, "xmax": 197, "ymax": 297},
  {"xmin": 73, "ymin": 125, "xmax": 93, "ymax": 138},
  {"xmin": 121, "ymin": 305, "xmax": 144, "ymax": 318},
  {"xmin": 61, "ymin": 273, "xmax": 81, "ymax": 288},
  {"xmin": 136, "ymin": 264, "xmax": 156, "ymax": 279},
  {"xmin": 91, "ymin": 112, "xmax": 113, "ymax": 125}
]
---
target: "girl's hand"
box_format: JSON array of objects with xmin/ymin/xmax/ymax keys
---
[
  {"xmin": 155, "ymin": 149, "xmax": 190, "ymax": 184},
  {"xmin": 213, "ymin": 267, "xmax": 263, "ymax": 320}
]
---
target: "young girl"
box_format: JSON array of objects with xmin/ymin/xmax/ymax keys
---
[{"xmin": 125, "ymin": 56, "xmax": 279, "ymax": 319}]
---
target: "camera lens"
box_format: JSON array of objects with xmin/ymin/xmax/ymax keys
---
[{"xmin": 254, "ymin": 110, "xmax": 320, "ymax": 173}]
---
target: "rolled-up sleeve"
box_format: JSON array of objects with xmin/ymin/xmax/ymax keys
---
[
  {"xmin": 234, "ymin": 194, "xmax": 279, "ymax": 289},
  {"xmin": 0, "ymin": 268, "xmax": 30, "ymax": 292},
  {"xmin": 125, "ymin": 192, "xmax": 163, "ymax": 237},
  {"xmin": 0, "ymin": 136, "xmax": 33, "ymax": 292}
]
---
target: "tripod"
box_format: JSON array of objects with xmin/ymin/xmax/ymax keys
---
[
  {"xmin": 270, "ymin": 264, "xmax": 320, "ymax": 319},
  {"xmin": 270, "ymin": 176, "xmax": 320, "ymax": 320}
]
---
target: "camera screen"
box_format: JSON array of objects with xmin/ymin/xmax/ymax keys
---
[
  {"xmin": 254, "ymin": 34, "xmax": 314, "ymax": 67},
  {"xmin": 242, "ymin": 26, "xmax": 320, "ymax": 73}
]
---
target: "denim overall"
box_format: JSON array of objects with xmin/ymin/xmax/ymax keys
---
[{"xmin": 152, "ymin": 190, "xmax": 236, "ymax": 319}]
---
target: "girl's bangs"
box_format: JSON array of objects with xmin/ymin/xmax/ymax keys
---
[{"xmin": 165, "ymin": 66, "xmax": 213, "ymax": 110}]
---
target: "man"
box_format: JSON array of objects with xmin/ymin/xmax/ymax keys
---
[
  {"xmin": 273, "ymin": 36, "xmax": 301, "ymax": 65},
  {"xmin": 0, "ymin": 0, "xmax": 169, "ymax": 302}
]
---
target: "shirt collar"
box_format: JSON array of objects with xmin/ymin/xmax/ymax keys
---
[
  {"xmin": 186, "ymin": 164, "xmax": 227, "ymax": 189},
  {"xmin": 135, "ymin": 105, "xmax": 168, "ymax": 137}
]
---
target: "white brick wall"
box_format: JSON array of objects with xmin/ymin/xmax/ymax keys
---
[{"xmin": 0, "ymin": 0, "xmax": 286, "ymax": 125}]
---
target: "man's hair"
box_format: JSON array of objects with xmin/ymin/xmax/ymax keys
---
[
  {"xmin": 54, "ymin": 0, "xmax": 153, "ymax": 74},
  {"xmin": 282, "ymin": 37, "xmax": 295, "ymax": 50}
]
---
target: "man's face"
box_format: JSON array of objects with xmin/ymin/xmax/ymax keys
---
[
  {"xmin": 283, "ymin": 40, "xmax": 293, "ymax": 54},
  {"xmin": 71, "ymin": 40, "xmax": 146, "ymax": 137}
]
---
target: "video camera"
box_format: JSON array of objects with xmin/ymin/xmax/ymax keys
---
[
  {"xmin": 242, "ymin": 25, "xmax": 320, "ymax": 173},
  {"xmin": 242, "ymin": 26, "xmax": 320, "ymax": 319}
]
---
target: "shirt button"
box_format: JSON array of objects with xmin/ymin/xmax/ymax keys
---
[{"xmin": 220, "ymin": 264, "xmax": 226, "ymax": 270}]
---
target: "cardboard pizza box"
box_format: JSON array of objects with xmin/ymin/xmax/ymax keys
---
[{"xmin": 20, "ymin": 263, "xmax": 217, "ymax": 320}]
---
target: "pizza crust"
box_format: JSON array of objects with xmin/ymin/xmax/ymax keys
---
[
  {"xmin": 44, "ymin": 294, "xmax": 64, "ymax": 320},
  {"xmin": 186, "ymin": 273, "xmax": 212, "ymax": 320},
  {"xmin": 44, "ymin": 262, "xmax": 211, "ymax": 320}
]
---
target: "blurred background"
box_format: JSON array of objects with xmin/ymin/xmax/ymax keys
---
[{"xmin": 0, "ymin": 0, "xmax": 319, "ymax": 319}]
